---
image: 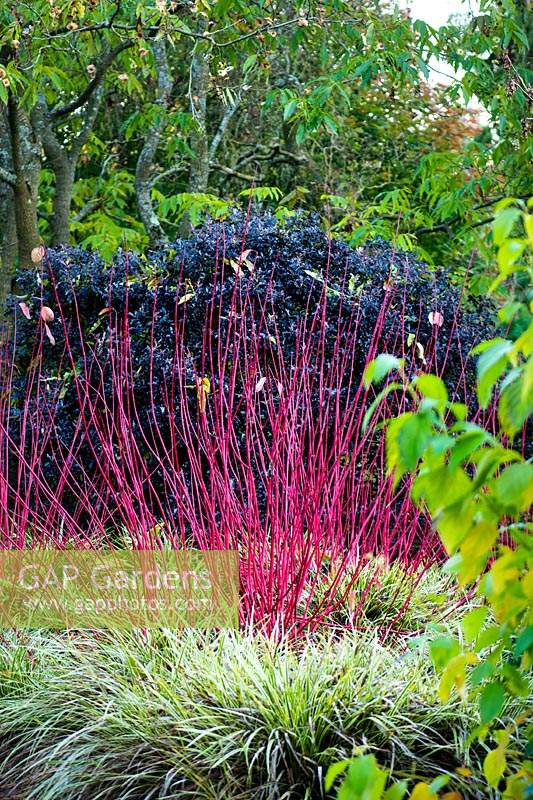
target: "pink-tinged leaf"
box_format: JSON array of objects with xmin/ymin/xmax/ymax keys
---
[
  {"xmin": 44, "ymin": 324, "xmax": 55, "ymax": 346},
  {"xmin": 98, "ymin": 307, "xmax": 113, "ymax": 316},
  {"xmin": 255, "ymin": 376, "xmax": 267, "ymax": 393},
  {"xmin": 18, "ymin": 302, "xmax": 31, "ymax": 319},
  {"xmin": 40, "ymin": 306, "xmax": 55, "ymax": 323},
  {"xmin": 428, "ymin": 311, "xmax": 444, "ymax": 327},
  {"xmin": 31, "ymin": 245, "xmax": 46, "ymax": 263}
]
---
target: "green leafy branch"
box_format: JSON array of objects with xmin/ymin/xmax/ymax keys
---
[{"xmin": 332, "ymin": 199, "xmax": 533, "ymax": 798}]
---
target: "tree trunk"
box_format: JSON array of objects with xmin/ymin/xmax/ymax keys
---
[
  {"xmin": 0, "ymin": 107, "xmax": 17, "ymax": 320},
  {"xmin": 180, "ymin": 19, "xmax": 210, "ymax": 237},
  {"xmin": 135, "ymin": 39, "xmax": 172, "ymax": 247},
  {"xmin": 188, "ymin": 25, "xmax": 210, "ymax": 195},
  {"xmin": 31, "ymin": 97, "xmax": 82, "ymax": 247},
  {"xmin": 7, "ymin": 96, "xmax": 40, "ymax": 269},
  {"xmin": 0, "ymin": 188, "xmax": 17, "ymax": 317},
  {"xmin": 50, "ymin": 161, "xmax": 75, "ymax": 245}
]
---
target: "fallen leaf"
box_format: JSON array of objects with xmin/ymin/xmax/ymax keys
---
[
  {"xmin": 31, "ymin": 245, "xmax": 46, "ymax": 263},
  {"xmin": 44, "ymin": 324, "xmax": 55, "ymax": 346},
  {"xmin": 455, "ymin": 767, "xmax": 472, "ymax": 778},
  {"xmin": 196, "ymin": 376, "xmax": 211, "ymax": 414},
  {"xmin": 230, "ymin": 259, "xmax": 245, "ymax": 277},
  {"xmin": 429, "ymin": 310, "xmax": 444, "ymax": 327},
  {"xmin": 40, "ymin": 306, "xmax": 54, "ymax": 322},
  {"xmin": 416, "ymin": 341, "xmax": 427, "ymax": 364}
]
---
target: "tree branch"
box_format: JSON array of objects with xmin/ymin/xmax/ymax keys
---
[
  {"xmin": 209, "ymin": 162, "xmax": 257, "ymax": 182},
  {"xmin": 31, "ymin": 98, "xmax": 65, "ymax": 166},
  {"xmin": 412, "ymin": 195, "xmax": 528, "ymax": 236},
  {"xmin": 50, "ymin": 39, "xmax": 133, "ymax": 119},
  {"xmin": 73, "ymin": 198, "xmax": 103, "ymax": 223},
  {"xmin": 149, "ymin": 163, "xmax": 186, "ymax": 188},
  {"xmin": 208, "ymin": 96, "xmax": 241, "ymax": 163},
  {"xmin": 71, "ymin": 83, "xmax": 105, "ymax": 157}
]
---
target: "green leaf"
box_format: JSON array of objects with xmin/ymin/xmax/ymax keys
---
[
  {"xmin": 428, "ymin": 775, "xmax": 449, "ymax": 793},
  {"xmin": 475, "ymin": 624, "xmax": 504, "ymax": 652},
  {"xmin": 471, "ymin": 446, "xmax": 522, "ymax": 488},
  {"xmin": 396, "ymin": 413, "xmax": 432, "ymax": 472},
  {"xmin": 497, "ymin": 239, "xmax": 526, "ymax": 274},
  {"xmin": 386, "ymin": 413, "xmax": 410, "ymax": 483},
  {"xmin": 383, "ymin": 782, "xmax": 408, "ymax": 800},
  {"xmin": 479, "ymin": 682, "xmax": 505, "ymax": 725},
  {"xmin": 362, "ymin": 382, "xmax": 403, "ymax": 431},
  {"xmin": 242, "ymin": 54, "xmax": 257, "ymax": 73},
  {"xmin": 498, "ymin": 375, "xmax": 531, "ymax": 437},
  {"xmin": 449, "ymin": 402, "xmax": 467, "ymax": 421},
  {"xmin": 283, "ymin": 99, "xmax": 298, "ymax": 121},
  {"xmin": 461, "ymin": 606, "xmax": 488, "ymax": 644},
  {"xmin": 363, "ymin": 354, "xmax": 403, "ymax": 387},
  {"xmin": 429, "ymin": 635, "xmax": 461, "ymax": 670},
  {"xmin": 491, "ymin": 462, "xmax": 533, "ymax": 514},
  {"xmin": 501, "ymin": 664, "xmax": 530, "ymax": 696},
  {"xmin": 492, "ymin": 207, "xmax": 521, "ymax": 246},
  {"xmin": 323, "ymin": 114, "xmax": 338, "ymax": 135},
  {"xmin": 475, "ymin": 339, "xmax": 513, "ymax": 408},
  {"xmin": 338, "ymin": 755, "xmax": 387, "ymax": 800},
  {"xmin": 470, "ymin": 660, "xmax": 496, "ymax": 686},
  {"xmin": 413, "ymin": 374, "xmax": 448, "ymax": 411},
  {"xmin": 324, "ymin": 759, "xmax": 350, "ymax": 791},
  {"xmin": 295, "ymin": 124, "xmax": 306, "ymax": 145},
  {"xmin": 449, "ymin": 430, "xmax": 489, "ymax": 469},
  {"xmin": 458, "ymin": 520, "xmax": 498, "ymax": 583},
  {"xmin": 483, "ymin": 746, "xmax": 506, "ymax": 788},
  {"xmin": 514, "ymin": 626, "xmax": 533, "ymax": 657},
  {"xmin": 525, "ymin": 212, "xmax": 533, "ymax": 246}
]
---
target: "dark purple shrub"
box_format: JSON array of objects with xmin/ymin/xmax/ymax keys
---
[{"xmin": 1, "ymin": 214, "xmax": 496, "ymax": 634}]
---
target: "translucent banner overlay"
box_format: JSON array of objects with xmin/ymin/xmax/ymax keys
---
[{"xmin": 0, "ymin": 550, "xmax": 239, "ymax": 629}]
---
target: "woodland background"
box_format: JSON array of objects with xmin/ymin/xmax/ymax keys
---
[{"xmin": 0, "ymin": 0, "xmax": 531, "ymax": 312}]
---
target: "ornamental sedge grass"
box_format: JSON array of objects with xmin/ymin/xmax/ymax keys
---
[
  {"xmin": 0, "ymin": 623, "xmax": 497, "ymax": 800},
  {"xmin": 0, "ymin": 230, "xmax": 488, "ymax": 636}
]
